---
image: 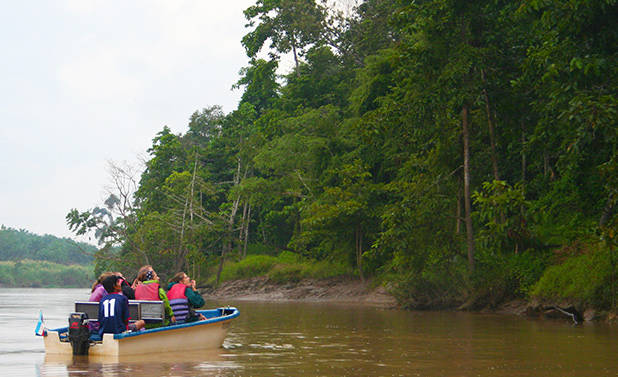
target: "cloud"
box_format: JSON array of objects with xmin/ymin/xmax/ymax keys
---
[
  {"xmin": 1, "ymin": 1, "xmax": 256, "ymax": 239},
  {"xmin": 58, "ymin": 49, "xmax": 143, "ymax": 103}
]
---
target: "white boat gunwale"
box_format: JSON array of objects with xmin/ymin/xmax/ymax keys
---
[{"xmin": 47, "ymin": 307, "xmax": 239, "ymax": 341}]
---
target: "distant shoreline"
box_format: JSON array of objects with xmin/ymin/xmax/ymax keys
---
[
  {"xmin": 0, "ymin": 259, "xmax": 93, "ymax": 288},
  {"xmin": 0, "ymin": 284, "xmax": 89, "ymax": 288}
]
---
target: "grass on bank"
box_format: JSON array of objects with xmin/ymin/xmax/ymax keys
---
[
  {"xmin": 212, "ymin": 251, "xmax": 354, "ymax": 284},
  {"xmin": 531, "ymin": 246, "xmax": 618, "ymax": 310},
  {"xmin": 207, "ymin": 244, "xmax": 618, "ymax": 314},
  {"xmin": 0, "ymin": 259, "xmax": 93, "ymax": 288}
]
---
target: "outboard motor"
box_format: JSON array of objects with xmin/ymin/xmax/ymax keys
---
[{"xmin": 68, "ymin": 312, "xmax": 90, "ymax": 355}]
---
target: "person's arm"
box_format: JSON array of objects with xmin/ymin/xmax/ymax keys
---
[
  {"xmin": 121, "ymin": 283, "xmax": 135, "ymax": 299},
  {"xmin": 158, "ymin": 288, "xmax": 175, "ymax": 321},
  {"xmin": 185, "ymin": 286, "xmax": 205, "ymax": 308},
  {"xmin": 122, "ymin": 296, "xmax": 130, "ymax": 327}
]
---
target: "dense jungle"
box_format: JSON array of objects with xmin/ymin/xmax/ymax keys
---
[{"xmin": 65, "ymin": 0, "xmax": 618, "ymax": 314}]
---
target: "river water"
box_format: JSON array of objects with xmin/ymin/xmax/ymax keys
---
[{"xmin": 0, "ymin": 288, "xmax": 616, "ymax": 376}]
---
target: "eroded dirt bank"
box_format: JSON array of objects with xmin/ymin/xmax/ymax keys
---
[
  {"xmin": 202, "ymin": 277, "xmax": 398, "ymax": 308},
  {"xmin": 202, "ymin": 276, "xmax": 524, "ymax": 312},
  {"xmin": 202, "ymin": 277, "xmax": 615, "ymax": 323}
]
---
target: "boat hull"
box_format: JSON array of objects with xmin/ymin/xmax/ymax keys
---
[{"xmin": 43, "ymin": 307, "xmax": 238, "ymax": 357}]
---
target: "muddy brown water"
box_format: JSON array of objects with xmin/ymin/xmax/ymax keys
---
[{"xmin": 1, "ymin": 288, "xmax": 617, "ymax": 376}]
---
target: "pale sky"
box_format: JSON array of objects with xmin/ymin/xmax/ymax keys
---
[{"xmin": 0, "ymin": 1, "xmax": 259, "ymax": 240}]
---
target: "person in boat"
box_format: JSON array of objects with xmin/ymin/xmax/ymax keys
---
[
  {"xmin": 167, "ymin": 272, "xmax": 206, "ymax": 323},
  {"xmin": 114, "ymin": 271, "xmax": 135, "ymax": 299},
  {"xmin": 89, "ymin": 272, "xmax": 116, "ymax": 302},
  {"xmin": 98, "ymin": 275, "xmax": 145, "ymax": 337},
  {"xmin": 134, "ymin": 265, "xmax": 175, "ymax": 326}
]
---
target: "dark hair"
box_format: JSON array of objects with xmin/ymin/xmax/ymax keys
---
[
  {"xmin": 170, "ymin": 272, "xmax": 186, "ymax": 284},
  {"xmin": 102, "ymin": 275, "xmax": 120, "ymax": 293}
]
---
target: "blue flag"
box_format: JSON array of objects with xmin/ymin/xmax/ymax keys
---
[{"xmin": 35, "ymin": 310, "xmax": 46, "ymax": 336}]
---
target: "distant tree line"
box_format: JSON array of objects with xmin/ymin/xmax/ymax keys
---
[
  {"xmin": 68, "ymin": 0, "xmax": 617, "ymax": 310},
  {"xmin": 0, "ymin": 226, "xmax": 95, "ymax": 287},
  {"xmin": 0, "ymin": 226, "xmax": 94, "ymax": 265},
  {"xmin": 0, "ymin": 260, "xmax": 92, "ymax": 288}
]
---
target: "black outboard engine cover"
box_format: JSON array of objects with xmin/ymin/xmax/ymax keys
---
[{"xmin": 68, "ymin": 312, "xmax": 90, "ymax": 355}]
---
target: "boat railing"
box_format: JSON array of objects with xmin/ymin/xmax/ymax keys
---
[{"xmin": 74, "ymin": 300, "xmax": 165, "ymax": 323}]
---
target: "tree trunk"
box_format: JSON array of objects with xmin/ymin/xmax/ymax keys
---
[
  {"xmin": 262, "ymin": 223, "xmax": 267, "ymax": 244},
  {"xmin": 610, "ymin": 242, "xmax": 617, "ymax": 309},
  {"xmin": 521, "ymin": 120, "xmax": 527, "ymax": 221},
  {"xmin": 292, "ymin": 42, "xmax": 300, "ymax": 77},
  {"xmin": 216, "ymin": 158, "xmax": 245, "ymax": 285},
  {"xmin": 521, "ymin": 121, "xmax": 526, "ymax": 184},
  {"xmin": 481, "ymin": 69, "xmax": 506, "ymax": 225},
  {"xmin": 481, "ymin": 69, "xmax": 500, "ymax": 182},
  {"xmin": 243, "ymin": 205, "xmax": 251, "ymax": 258},
  {"xmin": 239, "ymin": 201, "xmax": 248, "ymax": 249},
  {"xmin": 216, "ymin": 194, "xmax": 241, "ymax": 285},
  {"xmin": 356, "ymin": 225, "xmax": 365, "ymax": 283},
  {"xmin": 176, "ymin": 154, "xmax": 199, "ymax": 273},
  {"xmin": 462, "ymin": 105, "xmax": 475, "ymax": 271},
  {"xmin": 456, "ymin": 186, "xmax": 462, "ymax": 234},
  {"xmin": 215, "ymin": 248, "xmax": 225, "ymax": 287}
]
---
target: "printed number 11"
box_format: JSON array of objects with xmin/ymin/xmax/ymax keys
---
[{"xmin": 102, "ymin": 298, "xmax": 116, "ymax": 317}]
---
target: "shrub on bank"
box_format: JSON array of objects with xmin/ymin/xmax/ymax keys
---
[
  {"xmin": 219, "ymin": 255, "xmax": 278, "ymax": 281},
  {"xmin": 467, "ymin": 249, "xmax": 551, "ymax": 308},
  {"xmin": 268, "ymin": 264, "xmax": 303, "ymax": 283},
  {"xmin": 301, "ymin": 259, "xmax": 353, "ymax": 279},
  {"xmin": 217, "ymin": 251, "xmax": 354, "ymax": 284},
  {"xmin": 531, "ymin": 247, "xmax": 618, "ymax": 309},
  {"xmin": 0, "ymin": 260, "xmax": 93, "ymax": 288},
  {"xmin": 382, "ymin": 247, "xmax": 552, "ymax": 310},
  {"xmin": 387, "ymin": 255, "xmax": 469, "ymax": 310}
]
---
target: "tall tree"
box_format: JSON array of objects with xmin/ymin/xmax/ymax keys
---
[
  {"xmin": 242, "ymin": 0, "xmax": 327, "ymax": 73},
  {"xmin": 233, "ymin": 59, "xmax": 280, "ymax": 116}
]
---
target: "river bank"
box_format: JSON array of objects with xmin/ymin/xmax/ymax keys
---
[
  {"xmin": 202, "ymin": 277, "xmax": 616, "ymax": 323},
  {"xmin": 202, "ymin": 276, "xmax": 398, "ymax": 308}
]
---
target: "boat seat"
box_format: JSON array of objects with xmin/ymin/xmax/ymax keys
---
[
  {"xmin": 74, "ymin": 300, "xmax": 165, "ymax": 323},
  {"xmin": 130, "ymin": 300, "xmax": 165, "ymax": 323}
]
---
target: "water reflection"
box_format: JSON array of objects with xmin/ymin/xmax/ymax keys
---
[
  {"xmin": 41, "ymin": 350, "xmax": 239, "ymax": 377},
  {"xmin": 1, "ymin": 289, "xmax": 617, "ymax": 376}
]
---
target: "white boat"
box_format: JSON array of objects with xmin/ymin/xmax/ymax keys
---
[{"xmin": 41, "ymin": 307, "xmax": 239, "ymax": 356}]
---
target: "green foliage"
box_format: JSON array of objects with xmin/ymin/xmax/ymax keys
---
[
  {"xmin": 473, "ymin": 181, "xmax": 532, "ymax": 253},
  {"xmin": 386, "ymin": 253, "xmax": 468, "ymax": 310},
  {"xmin": 242, "ymin": 0, "xmax": 327, "ymax": 67},
  {"xmin": 136, "ymin": 126, "xmax": 188, "ymax": 213},
  {"xmin": 217, "ymin": 251, "xmax": 354, "ymax": 284},
  {"xmin": 268, "ymin": 264, "xmax": 303, "ymax": 283},
  {"xmin": 220, "ymin": 255, "xmax": 278, "ymax": 281},
  {"xmin": 67, "ymin": 0, "xmax": 618, "ymax": 312},
  {"xmin": 470, "ymin": 249, "xmax": 551, "ymax": 308},
  {"xmin": 233, "ymin": 59, "xmax": 280, "ymax": 115},
  {"xmin": 532, "ymin": 246, "xmax": 617, "ymax": 309},
  {"xmin": 0, "ymin": 227, "xmax": 94, "ymax": 265},
  {"xmin": 280, "ymin": 46, "xmax": 351, "ymax": 110},
  {"xmin": 300, "ymin": 259, "xmax": 354, "ymax": 279},
  {"xmin": 0, "ymin": 260, "xmax": 93, "ymax": 288}
]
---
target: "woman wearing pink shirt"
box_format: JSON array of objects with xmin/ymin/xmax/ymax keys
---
[{"xmin": 89, "ymin": 272, "xmax": 114, "ymax": 302}]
